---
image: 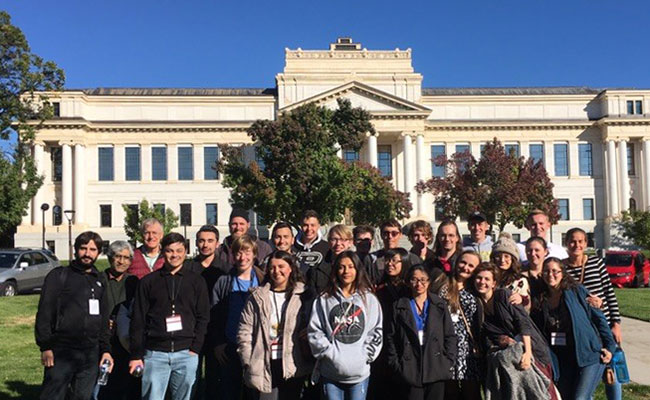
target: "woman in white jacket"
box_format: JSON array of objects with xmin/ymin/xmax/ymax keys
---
[
  {"xmin": 237, "ymin": 250, "xmax": 313, "ymax": 400},
  {"xmin": 308, "ymin": 250, "xmax": 383, "ymax": 400}
]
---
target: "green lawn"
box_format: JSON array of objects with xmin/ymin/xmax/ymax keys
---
[
  {"xmin": 615, "ymin": 288, "xmax": 650, "ymax": 322},
  {"xmin": 2, "ymin": 288, "xmax": 650, "ymax": 399}
]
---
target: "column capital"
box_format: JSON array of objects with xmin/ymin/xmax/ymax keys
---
[
  {"xmin": 365, "ymin": 131, "xmax": 379, "ymax": 138},
  {"xmin": 400, "ymin": 131, "xmax": 414, "ymax": 138}
]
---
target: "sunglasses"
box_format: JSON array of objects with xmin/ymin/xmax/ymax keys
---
[{"xmin": 382, "ymin": 231, "xmax": 400, "ymax": 238}]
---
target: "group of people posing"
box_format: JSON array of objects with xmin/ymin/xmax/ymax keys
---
[{"xmin": 35, "ymin": 207, "xmax": 623, "ymax": 400}]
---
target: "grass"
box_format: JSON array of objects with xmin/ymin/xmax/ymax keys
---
[
  {"xmin": 0, "ymin": 295, "xmax": 43, "ymax": 399},
  {"xmin": 2, "ymin": 288, "xmax": 650, "ymax": 399},
  {"xmin": 615, "ymin": 288, "xmax": 650, "ymax": 322}
]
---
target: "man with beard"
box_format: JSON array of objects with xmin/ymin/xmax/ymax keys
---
[
  {"xmin": 127, "ymin": 218, "xmax": 165, "ymax": 279},
  {"xmin": 35, "ymin": 231, "xmax": 113, "ymax": 400},
  {"xmin": 185, "ymin": 225, "xmax": 226, "ymax": 400},
  {"xmin": 217, "ymin": 209, "xmax": 272, "ymax": 269}
]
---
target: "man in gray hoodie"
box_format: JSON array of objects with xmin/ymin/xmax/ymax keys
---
[{"xmin": 462, "ymin": 211, "xmax": 494, "ymax": 261}]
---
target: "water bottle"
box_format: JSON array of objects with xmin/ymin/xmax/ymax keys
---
[
  {"xmin": 97, "ymin": 359, "xmax": 111, "ymax": 386},
  {"xmin": 612, "ymin": 347, "xmax": 630, "ymax": 384},
  {"xmin": 132, "ymin": 365, "xmax": 143, "ymax": 378}
]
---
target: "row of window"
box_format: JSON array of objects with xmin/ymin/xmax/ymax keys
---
[
  {"xmin": 49, "ymin": 141, "xmax": 638, "ymax": 183},
  {"xmin": 431, "ymin": 142, "xmax": 636, "ymax": 178},
  {"xmin": 97, "ymin": 145, "xmax": 220, "ymax": 182},
  {"xmin": 432, "ymin": 198, "xmax": 596, "ymax": 222},
  {"xmin": 99, "ymin": 203, "xmax": 219, "ymax": 228}
]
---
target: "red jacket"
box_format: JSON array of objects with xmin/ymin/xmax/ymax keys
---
[{"xmin": 127, "ymin": 247, "xmax": 165, "ymax": 279}]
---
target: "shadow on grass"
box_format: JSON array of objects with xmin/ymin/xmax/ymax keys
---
[{"xmin": 0, "ymin": 380, "xmax": 40, "ymax": 400}]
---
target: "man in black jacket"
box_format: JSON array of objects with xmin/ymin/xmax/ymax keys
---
[
  {"xmin": 129, "ymin": 233, "xmax": 209, "ymax": 400},
  {"xmin": 35, "ymin": 231, "xmax": 113, "ymax": 400},
  {"xmin": 184, "ymin": 225, "xmax": 225, "ymax": 400}
]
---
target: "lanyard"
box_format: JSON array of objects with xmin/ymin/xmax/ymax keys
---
[
  {"xmin": 234, "ymin": 271, "xmax": 258, "ymax": 292},
  {"xmin": 164, "ymin": 274, "xmax": 183, "ymax": 315},
  {"xmin": 83, "ymin": 273, "xmax": 97, "ymax": 300},
  {"xmin": 271, "ymin": 291, "xmax": 285, "ymax": 334}
]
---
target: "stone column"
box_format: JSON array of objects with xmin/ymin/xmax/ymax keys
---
[
  {"xmin": 142, "ymin": 144, "xmax": 152, "ymax": 181},
  {"xmin": 61, "ymin": 143, "xmax": 73, "ymax": 214},
  {"xmin": 415, "ymin": 133, "xmax": 425, "ymax": 216},
  {"xmin": 403, "ymin": 133, "xmax": 415, "ymax": 214},
  {"xmin": 74, "ymin": 144, "xmax": 85, "ymax": 223},
  {"xmin": 639, "ymin": 139, "xmax": 650, "ymax": 210},
  {"xmin": 618, "ymin": 139, "xmax": 630, "ymax": 211},
  {"xmin": 606, "ymin": 140, "xmax": 619, "ymax": 216},
  {"xmin": 32, "ymin": 143, "xmax": 45, "ymax": 225},
  {"xmin": 367, "ymin": 133, "xmax": 378, "ymax": 168},
  {"xmin": 335, "ymin": 142, "xmax": 342, "ymax": 159}
]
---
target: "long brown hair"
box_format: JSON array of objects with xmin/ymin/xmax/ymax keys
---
[
  {"xmin": 433, "ymin": 219, "xmax": 462, "ymax": 257},
  {"xmin": 436, "ymin": 250, "xmax": 481, "ymax": 313},
  {"xmin": 491, "ymin": 251, "xmax": 524, "ymax": 287},
  {"xmin": 324, "ymin": 250, "xmax": 373, "ymax": 299}
]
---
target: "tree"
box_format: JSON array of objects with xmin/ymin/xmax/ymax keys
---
[
  {"xmin": 617, "ymin": 210, "xmax": 650, "ymax": 250},
  {"xmin": 122, "ymin": 199, "xmax": 179, "ymax": 244},
  {"xmin": 0, "ymin": 11, "xmax": 64, "ymax": 244},
  {"xmin": 417, "ymin": 138, "xmax": 559, "ymax": 231},
  {"xmin": 218, "ymin": 98, "xmax": 411, "ymax": 226}
]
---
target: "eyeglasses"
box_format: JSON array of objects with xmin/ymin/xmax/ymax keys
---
[
  {"xmin": 382, "ymin": 231, "xmax": 400, "ymax": 238},
  {"xmin": 542, "ymin": 270, "xmax": 562, "ymax": 277},
  {"xmin": 410, "ymin": 278, "xmax": 429, "ymax": 285},
  {"xmin": 387, "ymin": 259, "xmax": 402, "ymax": 265}
]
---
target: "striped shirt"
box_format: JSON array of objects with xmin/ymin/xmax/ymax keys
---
[{"xmin": 565, "ymin": 255, "xmax": 621, "ymax": 325}]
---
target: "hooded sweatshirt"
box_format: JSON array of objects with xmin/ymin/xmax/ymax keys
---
[
  {"xmin": 308, "ymin": 288, "xmax": 383, "ymax": 384},
  {"xmin": 462, "ymin": 235, "xmax": 494, "ymax": 262},
  {"xmin": 294, "ymin": 230, "xmax": 330, "ymax": 273}
]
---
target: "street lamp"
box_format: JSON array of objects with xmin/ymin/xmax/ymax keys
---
[
  {"xmin": 40, "ymin": 203, "xmax": 49, "ymax": 249},
  {"xmin": 63, "ymin": 209, "xmax": 76, "ymax": 262}
]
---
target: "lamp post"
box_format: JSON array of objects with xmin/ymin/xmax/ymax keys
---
[
  {"xmin": 64, "ymin": 209, "xmax": 76, "ymax": 262},
  {"xmin": 40, "ymin": 203, "xmax": 49, "ymax": 249}
]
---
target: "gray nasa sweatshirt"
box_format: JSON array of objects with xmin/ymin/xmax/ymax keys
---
[{"xmin": 308, "ymin": 288, "xmax": 383, "ymax": 384}]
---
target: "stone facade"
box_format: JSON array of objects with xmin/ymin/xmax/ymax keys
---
[{"xmin": 16, "ymin": 38, "xmax": 650, "ymax": 258}]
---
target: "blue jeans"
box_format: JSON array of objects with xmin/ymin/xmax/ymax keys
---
[
  {"xmin": 141, "ymin": 349, "xmax": 199, "ymax": 400},
  {"xmin": 322, "ymin": 377, "xmax": 369, "ymax": 400},
  {"xmin": 605, "ymin": 366, "xmax": 622, "ymax": 400},
  {"xmin": 558, "ymin": 362, "xmax": 605, "ymax": 400}
]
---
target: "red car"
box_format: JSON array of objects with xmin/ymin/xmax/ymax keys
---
[{"xmin": 605, "ymin": 250, "xmax": 650, "ymax": 288}]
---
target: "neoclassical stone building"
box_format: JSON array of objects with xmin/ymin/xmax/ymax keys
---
[{"xmin": 16, "ymin": 38, "xmax": 650, "ymax": 258}]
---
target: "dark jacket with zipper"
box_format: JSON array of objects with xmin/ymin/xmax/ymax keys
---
[
  {"xmin": 386, "ymin": 294, "xmax": 458, "ymax": 386},
  {"xmin": 129, "ymin": 264, "xmax": 209, "ymax": 359},
  {"xmin": 35, "ymin": 261, "xmax": 111, "ymax": 354}
]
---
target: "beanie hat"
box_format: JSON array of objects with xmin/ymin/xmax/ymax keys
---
[
  {"xmin": 229, "ymin": 208, "xmax": 250, "ymax": 223},
  {"xmin": 492, "ymin": 232, "xmax": 519, "ymax": 260}
]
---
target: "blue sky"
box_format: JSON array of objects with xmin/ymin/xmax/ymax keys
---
[{"xmin": 3, "ymin": 0, "xmax": 649, "ymax": 90}]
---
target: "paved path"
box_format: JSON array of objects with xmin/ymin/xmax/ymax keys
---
[{"xmin": 621, "ymin": 316, "xmax": 650, "ymax": 385}]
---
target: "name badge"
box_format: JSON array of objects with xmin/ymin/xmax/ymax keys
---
[
  {"xmin": 551, "ymin": 332, "xmax": 566, "ymax": 346},
  {"xmin": 418, "ymin": 330, "xmax": 424, "ymax": 346},
  {"xmin": 450, "ymin": 312, "xmax": 460, "ymax": 323},
  {"xmin": 166, "ymin": 315, "xmax": 183, "ymax": 332},
  {"xmin": 89, "ymin": 299, "xmax": 100, "ymax": 315}
]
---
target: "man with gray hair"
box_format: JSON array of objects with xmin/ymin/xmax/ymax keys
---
[
  {"xmin": 96, "ymin": 240, "xmax": 139, "ymax": 400},
  {"xmin": 127, "ymin": 218, "xmax": 165, "ymax": 279}
]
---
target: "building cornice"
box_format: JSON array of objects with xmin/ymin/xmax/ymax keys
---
[
  {"xmin": 425, "ymin": 120, "xmax": 595, "ymax": 131},
  {"xmin": 28, "ymin": 118, "xmax": 252, "ymax": 133}
]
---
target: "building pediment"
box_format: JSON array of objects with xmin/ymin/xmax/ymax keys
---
[{"xmin": 279, "ymin": 81, "xmax": 431, "ymax": 117}]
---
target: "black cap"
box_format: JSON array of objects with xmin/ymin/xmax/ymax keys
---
[
  {"xmin": 229, "ymin": 208, "xmax": 250, "ymax": 223},
  {"xmin": 468, "ymin": 211, "xmax": 487, "ymax": 223}
]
